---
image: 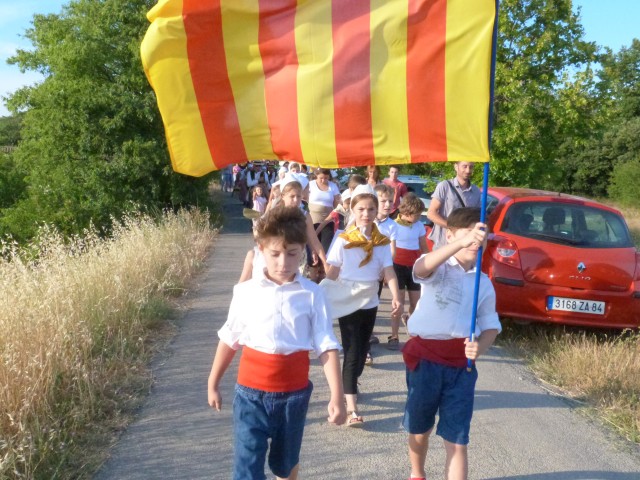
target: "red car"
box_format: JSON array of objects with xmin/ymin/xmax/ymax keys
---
[{"xmin": 481, "ymin": 187, "xmax": 640, "ymax": 329}]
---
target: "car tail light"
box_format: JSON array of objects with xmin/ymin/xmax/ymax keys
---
[{"xmin": 493, "ymin": 238, "xmax": 521, "ymax": 269}]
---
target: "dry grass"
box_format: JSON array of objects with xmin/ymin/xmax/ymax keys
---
[
  {"xmin": 499, "ymin": 323, "xmax": 640, "ymax": 443},
  {"xmin": 596, "ymin": 200, "xmax": 640, "ymax": 247},
  {"xmin": 0, "ymin": 209, "xmax": 216, "ymax": 479},
  {"xmin": 619, "ymin": 206, "xmax": 640, "ymax": 247}
]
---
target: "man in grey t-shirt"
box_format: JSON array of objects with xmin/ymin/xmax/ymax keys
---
[{"xmin": 426, "ymin": 162, "xmax": 481, "ymax": 249}]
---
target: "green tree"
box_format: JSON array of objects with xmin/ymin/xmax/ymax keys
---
[
  {"xmin": 556, "ymin": 39, "xmax": 640, "ymax": 197},
  {"xmin": 491, "ymin": 0, "xmax": 597, "ymax": 188},
  {"xmin": 0, "ymin": 114, "xmax": 23, "ymax": 146},
  {"xmin": 2, "ymin": 0, "xmax": 212, "ymax": 242}
]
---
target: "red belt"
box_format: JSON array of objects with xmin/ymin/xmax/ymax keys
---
[
  {"xmin": 394, "ymin": 247, "xmax": 422, "ymax": 267},
  {"xmin": 402, "ymin": 337, "xmax": 467, "ymax": 370},
  {"xmin": 238, "ymin": 347, "xmax": 310, "ymax": 392}
]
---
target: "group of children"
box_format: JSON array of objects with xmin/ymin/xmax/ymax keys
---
[{"xmin": 208, "ymin": 168, "xmax": 501, "ymax": 480}]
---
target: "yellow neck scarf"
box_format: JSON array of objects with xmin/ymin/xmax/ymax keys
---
[
  {"xmin": 339, "ymin": 223, "xmax": 391, "ymax": 267},
  {"xmin": 395, "ymin": 217, "xmax": 414, "ymax": 227}
]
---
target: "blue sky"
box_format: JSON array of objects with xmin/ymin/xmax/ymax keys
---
[{"xmin": 1, "ymin": 0, "xmax": 639, "ymax": 117}]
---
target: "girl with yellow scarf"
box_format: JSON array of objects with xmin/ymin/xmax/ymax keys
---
[{"xmin": 322, "ymin": 184, "xmax": 403, "ymax": 427}]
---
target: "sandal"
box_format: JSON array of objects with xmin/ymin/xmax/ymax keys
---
[
  {"xmin": 346, "ymin": 411, "xmax": 364, "ymax": 428},
  {"xmin": 386, "ymin": 335, "xmax": 400, "ymax": 351},
  {"xmin": 364, "ymin": 352, "xmax": 373, "ymax": 366}
]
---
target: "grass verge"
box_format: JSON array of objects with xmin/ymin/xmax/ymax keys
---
[
  {"xmin": 0, "ymin": 208, "xmax": 216, "ymax": 479},
  {"xmin": 498, "ymin": 322, "xmax": 640, "ymax": 444}
]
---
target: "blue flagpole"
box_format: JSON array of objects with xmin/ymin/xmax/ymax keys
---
[
  {"xmin": 467, "ymin": 162, "xmax": 490, "ymax": 372},
  {"xmin": 467, "ymin": 0, "xmax": 499, "ymax": 372}
]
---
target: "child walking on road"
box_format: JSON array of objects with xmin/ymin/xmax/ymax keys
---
[
  {"xmin": 402, "ymin": 207, "xmax": 501, "ymax": 480},
  {"xmin": 389, "ymin": 193, "xmax": 429, "ymax": 350},
  {"xmin": 322, "ymin": 184, "xmax": 402, "ymax": 427},
  {"xmin": 207, "ymin": 207, "xmax": 346, "ymax": 480}
]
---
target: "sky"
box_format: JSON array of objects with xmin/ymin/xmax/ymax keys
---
[{"xmin": 1, "ymin": 0, "xmax": 639, "ymax": 117}]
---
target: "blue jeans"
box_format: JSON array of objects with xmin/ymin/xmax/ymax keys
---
[{"xmin": 233, "ymin": 382, "xmax": 313, "ymax": 479}]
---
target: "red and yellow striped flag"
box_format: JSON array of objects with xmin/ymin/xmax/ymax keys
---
[{"xmin": 141, "ymin": 0, "xmax": 497, "ymax": 176}]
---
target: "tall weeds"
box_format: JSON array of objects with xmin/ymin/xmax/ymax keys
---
[
  {"xmin": 0, "ymin": 209, "xmax": 215, "ymax": 478},
  {"xmin": 501, "ymin": 324, "xmax": 640, "ymax": 443}
]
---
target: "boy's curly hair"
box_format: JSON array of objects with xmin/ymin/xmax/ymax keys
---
[
  {"xmin": 255, "ymin": 206, "xmax": 307, "ymax": 246},
  {"xmin": 398, "ymin": 192, "xmax": 424, "ymax": 216}
]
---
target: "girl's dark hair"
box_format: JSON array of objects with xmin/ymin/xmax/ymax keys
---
[
  {"xmin": 447, "ymin": 207, "xmax": 481, "ymax": 230},
  {"xmin": 255, "ymin": 206, "xmax": 307, "ymax": 246},
  {"xmin": 315, "ymin": 168, "xmax": 331, "ymax": 176}
]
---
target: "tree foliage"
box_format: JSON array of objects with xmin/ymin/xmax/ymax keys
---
[
  {"xmin": 1, "ymin": 0, "xmax": 638, "ymax": 240},
  {"xmin": 556, "ymin": 39, "xmax": 640, "ymax": 198},
  {"xmin": 491, "ymin": 0, "xmax": 597, "ymax": 189},
  {"xmin": 2, "ymin": 0, "xmax": 212, "ymax": 242}
]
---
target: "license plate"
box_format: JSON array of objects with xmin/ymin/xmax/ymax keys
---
[{"xmin": 547, "ymin": 297, "xmax": 605, "ymax": 315}]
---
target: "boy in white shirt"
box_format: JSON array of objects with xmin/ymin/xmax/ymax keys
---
[
  {"xmin": 402, "ymin": 207, "xmax": 501, "ymax": 480},
  {"xmin": 208, "ymin": 206, "xmax": 346, "ymax": 480}
]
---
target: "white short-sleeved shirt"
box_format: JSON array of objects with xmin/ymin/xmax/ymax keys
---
[
  {"xmin": 251, "ymin": 246, "xmax": 266, "ymax": 280},
  {"xmin": 394, "ymin": 221, "xmax": 426, "ymax": 250},
  {"xmin": 408, "ymin": 255, "xmax": 501, "ymax": 339},
  {"xmin": 375, "ymin": 216, "xmax": 398, "ymax": 241},
  {"xmin": 326, "ymin": 230, "xmax": 393, "ymax": 309},
  {"xmin": 308, "ymin": 180, "xmax": 340, "ymax": 208},
  {"xmin": 218, "ymin": 273, "xmax": 341, "ymax": 357}
]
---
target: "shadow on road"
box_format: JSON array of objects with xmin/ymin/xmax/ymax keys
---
[
  {"xmin": 220, "ymin": 196, "xmax": 253, "ymax": 235},
  {"xmin": 483, "ymin": 472, "xmax": 640, "ymax": 480}
]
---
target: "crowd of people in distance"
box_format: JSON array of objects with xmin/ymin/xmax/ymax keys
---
[{"xmin": 208, "ymin": 161, "xmax": 499, "ymax": 480}]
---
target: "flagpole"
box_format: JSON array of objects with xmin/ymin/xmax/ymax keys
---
[{"xmin": 467, "ymin": 161, "xmax": 490, "ymax": 372}]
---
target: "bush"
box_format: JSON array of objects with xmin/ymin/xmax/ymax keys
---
[{"xmin": 609, "ymin": 157, "xmax": 640, "ymax": 207}]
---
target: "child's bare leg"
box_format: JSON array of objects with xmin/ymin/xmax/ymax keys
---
[
  {"xmin": 345, "ymin": 393, "xmax": 358, "ymax": 413},
  {"xmin": 408, "ymin": 430, "xmax": 431, "ymax": 478},
  {"xmin": 443, "ymin": 440, "xmax": 468, "ymax": 480},
  {"xmin": 277, "ymin": 463, "xmax": 299, "ymax": 480},
  {"xmin": 390, "ymin": 310, "xmax": 401, "ymax": 337},
  {"xmin": 390, "ymin": 292, "xmax": 405, "ymax": 338}
]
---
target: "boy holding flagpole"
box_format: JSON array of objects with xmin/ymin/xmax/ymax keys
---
[{"xmin": 401, "ymin": 207, "xmax": 500, "ymax": 480}]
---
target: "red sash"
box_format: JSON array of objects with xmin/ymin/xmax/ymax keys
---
[
  {"xmin": 402, "ymin": 337, "xmax": 467, "ymax": 370},
  {"xmin": 394, "ymin": 247, "xmax": 421, "ymax": 267},
  {"xmin": 237, "ymin": 347, "xmax": 310, "ymax": 392}
]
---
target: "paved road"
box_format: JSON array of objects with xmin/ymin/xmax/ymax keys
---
[{"xmin": 95, "ymin": 196, "xmax": 640, "ymax": 479}]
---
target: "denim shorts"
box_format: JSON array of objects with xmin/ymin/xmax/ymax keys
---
[
  {"xmin": 402, "ymin": 360, "xmax": 477, "ymax": 445},
  {"xmin": 232, "ymin": 382, "xmax": 313, "ymax": 479}
]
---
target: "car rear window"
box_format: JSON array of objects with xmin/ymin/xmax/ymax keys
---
[
  {"xmin": 404, "ymin": 182, "xmax": 431, "ymax": 199},
  {"xmin": 501, "ymin": 201, "xmax": 633, "ymax": 248}
]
